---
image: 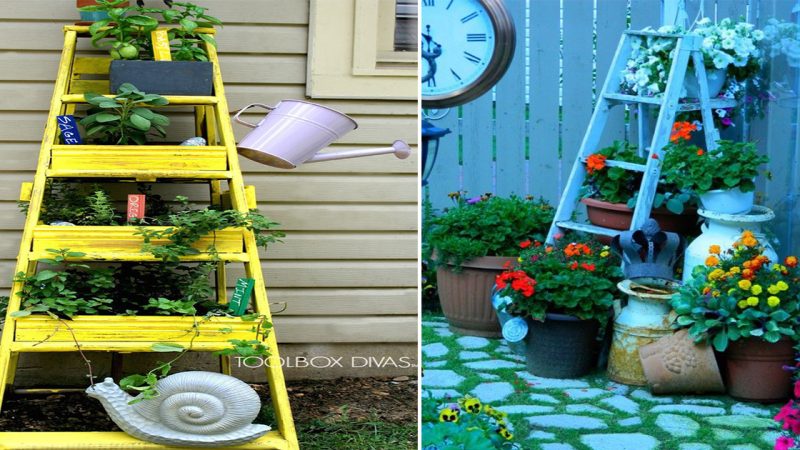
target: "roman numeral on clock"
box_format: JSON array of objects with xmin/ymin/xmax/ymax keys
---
[
  {"xmin": 467, "ymin": 33, "xmax": 487, "ymax": 42},
  {"xmin": 423, "ymin": 0, "xmax": 434, "ymax": 6},
  {"xmin": 450, "ymin": 69, "xmax": 461, "ymax": 81},
  {"xmin": 464, "ymin": 51, "xmax": 481, "ymax": 64},
  {"xmin": 461, "ymin": 11, "xmax": 479, "ymax": 23}
]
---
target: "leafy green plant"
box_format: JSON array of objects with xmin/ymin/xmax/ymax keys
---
[
  {"xmin": 82, "ymin": 0, "xmax": 159, "ymax": 59},
  {"xmin": 160, "ymin": 2, "xmax": 222, "ymax": 61},
  {"xmin": 144, "ymin": 297, "xmax": 198, "ymax": 315},
  {"xmin": 18, "ymin": 181, "xmax": 121, "ymax": 226},
  {"xmin": 81, "ymin": 83, "xmax": 170, "ymax": 145},
  {"xmin": 582, "ymin": 141, "xmax": 644, "ymax": 205},
  {"xmin": 671, "ymin": 230, "xmax": 800, "ymax": 351},
  {"xmin": 421, "ymin": 394, "xmax": 518, "ymax": 449},
  {"xmin": 427, "ymin": 193, "xmax": 554, "ymax": 270}
]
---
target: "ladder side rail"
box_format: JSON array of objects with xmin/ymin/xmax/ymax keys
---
[
  {"xmin": 630, "ymin": 36, "xmax": 694, "ymax": 230},
  {"xmin": 691, "ymin": 50, "xmax": 721, "ymax": 152},
  {"xmin": 637, "ymin": 103, "xmax": 650, "ymax": 157},
  {"xmin": 206, "ymin": 41, "xmax": 299, "ymax": 450},
  {"xmin": 546, "ymin": 34, "xmax": 631, "ymax": 243},
  {"xmin": 0, "ymin": 30, "xmax": 79, "ymax": 411}
]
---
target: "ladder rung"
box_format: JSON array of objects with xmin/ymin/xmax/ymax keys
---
[
  {"xmin": 677, "ymin": 98, "xmax": 737, "ymax": 112},
  {"xmin": 61, "ymin": 94, "xmax": 219, "ymax": 105},
  {"xmin": 46, "ymin": 169, "xmax": 233, "ymax": 180},
  {"xmin": 624, "ymin": 30, "xmax": 682, "ymax": 38},
  {"xmin": 0, "ymin": 431, "xmax": 290, "ymax": 450},
  {"xmin": 556, "ymin": 221, "xmax": 621, "ymax": 237},
  {"xmin": 581, "ymin": 157, "xmax": 646, "ymax": 172},
  {"xmin": 11, "ymin": 341, "xmax": 241, "ymax": 352},
  {"xmin": 604, "ymin": 93, "xmax": 662, "ymax": 105},
  {"xmin": 29, "ymin": 251, "xmax": 249, "ymax": 262}
]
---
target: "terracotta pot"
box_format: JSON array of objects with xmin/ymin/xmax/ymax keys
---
[
  {"xmin": 77, "ymin": 0, "xmax": 129, "ymax": 23},
  {"xmin": 582, "ymin": 198, "xmax": 699, "ymax": 243},
  {"xmin": 436, "ymin": 256, "xmax": 514, "ymax": 337},
  {"xmin": 724, "ymin": 337, "xmax": 794, "ymax": 403},
  {"xmin": 639, "ymin": 329, "xmax": 725, "ymax": 394},
  {"xmin": 524, "ymin": 313, "xmax": 600, "ymax": 378}
]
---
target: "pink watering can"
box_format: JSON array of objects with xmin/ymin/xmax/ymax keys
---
[{"xmin": 233, "ymin": 100, "xmax": 411, "ymax": 169}]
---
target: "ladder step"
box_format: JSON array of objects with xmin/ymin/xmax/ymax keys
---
[
  {"xmin": 0, "ymin": 431, "xmax": 290, "ymax": 449},
  {"xmin": 605, "ymin": 93, "xmax": 737, "ymax": 111},
  {"xmin": 61, "ymin": 94, "xmax": 219, "ymax": 105},
  {"xmin": 11, "ymin": 341, "xmax": 246, "ymax": 352},
  {"xmin": 603, "ymin": 93, "xmax": 662, "ymax": 105},
  {"xmin": 677, "ymin": 98, "xmax": 737, "ymax": 112},
  {"xmin": 556, "ymin": 221, "xmax": 622, "ymax": 237},
  {"xmin": 580, "ymin": 157, "xmax": 646, "ymax": 172},
  {"xmin": 29, "ymin": 251, "xmax": 249, "ymax": 262},
  {"xmin": 47, "ymin": 169, "xmax": 233, "ymax": 180},
  {"xmin": 624, "ymin": 30, "xmax": 682, "ymax": 38}
]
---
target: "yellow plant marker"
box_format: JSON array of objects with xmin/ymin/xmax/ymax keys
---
[
  {"xmin": 151, "ymin": 29, "xmax": 172, "ymax": 61},
  {"xmin": 19, "ymin": 182, "xmax": 32, "ymax": 202}
]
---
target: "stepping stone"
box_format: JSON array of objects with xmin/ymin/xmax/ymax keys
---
[
  {"xmin": 649, "ymin": 405, "xmax": 725, "ymax": 416},
  {"xmin": 434, "ymin": 328, "xmax": 453, "ymax": 337},
  {"xmin": 563, "ymin": 388, "xmax": 610, "ymax": 400},
  {"xmin": 496, "ymin": 404, "xmax": 554, "ymax": 415},
  {"xmin": 425, "ymin": 361, "xmax": 447, "ymax": 368},
  {"xmin": 422, "ymin": 320, "xmax": 448, "ymax": 328},
  {"xmin": 762, "ymin": 431, "xmax": 782, "ymax": 446},
  {"xmin": 502, "ymin": 353, "xmax": 526, "ymax": 362},
  {"xmin": 456, "ymin": 336, "xmax": 490, "ymax": 349},
  {"xmin": 478, "ymin": 373, "xmax": 500, "ymax": 381},
  {"xmin": 423, "ymin": 370, "xmax": 464, "ymax": 388},
  {"xmin": 605, "ymin": 381, "xmax": 631, "ymax": 395},
  {"xmin": 618, "ymin": 417, "xmax": 642, "ymax": 427},
  {"xmin": 541, "ymin": 444, "xmax": 575, "ymax": 450},
  {"xmin": 713, "ymin": 429, "xmax": 742, "ymax": 440},
  {"xmin": 682, "ymin": 399, "xmax": 725, "ymax": 406},
  {"xmin": 655, "ymin": 413, "xmax": 699, "ymax": 437},
  {"xmin": 423, "ymin": 389, "xmax": 461, "ymax": 400},
  {"xmin": 631, "ymin": 389, "xmax": 673, "ymax": 404},
  {"xmin": 600, "ymin": 395, "xmax": 640, "ymax": 414},
  {"xmin": 515, "ymin": 371, "xmax": 590, "ymax": 389},
  {"xmin": 728, "ymin": 446, "xmax": 761, "ymax": 450},
  {"xmin": 422, "ymin": 343, "xmax": 449, "ymax": 359},
  {"xmin": 529, "ymin": 393, "xmax": 560, "ymax": 404},
  {"xmin": 495, "ymin": 345, "xmax": 512, "ymax": 353},
  {"xmin": 529, "ymin": 430, "xmax": 555, "ymax": 440},
  {"xmin": 679, "ymin": 444, "xmax": 712, "ymax": 450},
  {"xmin": 527, "ymin": 414, "xmax": 608, "ymax": 430},
  {"xmin": 580, "ymin": 433, "xmax": 659, "ymax": 450},
  {"xmin": 566, "ymin": 404, "xmax": 612, "ymax": 415},
  {"xmin": 705, "ymin": 415, "xmax": 776, "ymax": 429},
  {"xmin": 459, "ymin": 350, "xmax": 491, "ymax": 360},
  {"xmin": 470, "ymin": 382, "xmax": 514, "ymax": 403},
  {"xmin": 464, "ymin": 360, "xmax": 524, "ymax": 370},
  {"xmin": 731, "ymin": 402, "xmax": 773, "ymax": 417}
]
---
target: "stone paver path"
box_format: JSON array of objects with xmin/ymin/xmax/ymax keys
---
[{"xmin": 422, "ymin": 314, "xmax": 782, "ymax": 449}]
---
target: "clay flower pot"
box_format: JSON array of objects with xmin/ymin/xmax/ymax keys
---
[
  {"xmin": 436, "ymin": 256, "xmax": 515, "ymax": 337},
  {"xmin": 639, "ymin": 329, "xmax": 725, "ymax": 395},
  {"xmin": 724, "ymin": 337, "xmax": 794, "ymax": 403},
  {"xmin": 581, "ymin": 198, "xmax": 699, "ymax": 243},
  {"xmin": 524, "ymin": 313, "xmax": 600, "ymax": 378}
]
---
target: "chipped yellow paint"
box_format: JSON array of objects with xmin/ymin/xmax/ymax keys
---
[
  {"xmin": 0, "ymin": 26, "xmax": 298, "ymax": 449},
  {"xmin": 151, "ymin": 29, "xmax": 172, "ymax": 61},
  {"xmin": 18, "ymin": 182, "xmax": 32, "ymax": 202}
]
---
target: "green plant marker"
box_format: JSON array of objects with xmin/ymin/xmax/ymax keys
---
[{"xmin": 228, "ymin": 278, "xmax": 255, "ymax": 316}]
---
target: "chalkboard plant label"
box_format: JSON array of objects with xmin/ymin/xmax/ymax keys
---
[
  {"xmin": 57, "ymin": 115, "xmax": 83, "ymax": 145},
  {"xmin": 228, "ymin": 278, "xmax": 255, "ymax": 316}
]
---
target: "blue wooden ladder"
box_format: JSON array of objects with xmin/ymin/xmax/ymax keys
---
[{"xmin": 546, "ymin": 31, "xmax": 735, "ymax": 243}]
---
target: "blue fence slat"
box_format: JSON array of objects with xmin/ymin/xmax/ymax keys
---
[
  {"xmin": 596, "ymin": 1, "xmax": 628, "ymax": 149},
  {"xmin": 460, "ymin": 90, "xmax": 495, "ymax": 198},
  {"xmin": 494, "ymin": 0, "xmax": 528, "ymax": 199}
]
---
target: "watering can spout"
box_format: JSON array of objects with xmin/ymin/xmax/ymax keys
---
[{"xmin": 305, "ymin": 140, "xmax": 412, "ymax": 164}]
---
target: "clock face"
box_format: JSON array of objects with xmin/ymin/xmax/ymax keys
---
[{"xmin": 421, "ymin": 0, "xmax": 496, "ymax": 98}]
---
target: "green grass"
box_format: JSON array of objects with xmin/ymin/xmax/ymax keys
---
[{"xmin": 297, "ymin": 416, "xmax": 417, "ymax": 450}]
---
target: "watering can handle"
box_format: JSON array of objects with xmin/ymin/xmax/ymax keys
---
[{"xmin": 233, "ymin": 103, "xmax": 275, "ymax": 128}]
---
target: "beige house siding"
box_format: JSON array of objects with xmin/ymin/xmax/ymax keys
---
[{"xmin": 0, "ymin": 0, "xmax": 418, "ymax": 381}]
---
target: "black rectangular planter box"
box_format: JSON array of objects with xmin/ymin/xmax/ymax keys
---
[{"xmin": 109, "ymin": 60, "xmax": 213, "ymax": 96}]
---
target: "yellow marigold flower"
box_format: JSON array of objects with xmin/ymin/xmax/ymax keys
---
[
  {"xmin": 742, "ymin": 230, "xmax": 755, "ymax": 238},
  {"xmin": 439, "ymin": 408, "xmax": 459, "ymax": 423},
  {"xmin": 751, "ymin": 285, "xmax": 763, "ymax": 295},
  {"xmin": 743, "ymin": 236, "xmax": 758, "ymax": 247},
  {"xmin": 768, "ymin": 284, "xmax": 780, "ymax": 295},
  {"xmin": 768, "ymin": 296, "xmax": 781, "ymax": 308},
  {"xmin": 777, "ymin": 281, "xmax": 789, "ymax": 291},
  {"xmin": 705, "ymin": 255, "xmax": 719, "ymax": 267},
  {"xmin": 738, "ymin": 300, "xmax": 748, "ymax": 309},
  {"xmin": 738, "ymin": 279, "xmax": 752, "ymax": 290},
  {"xmin": 712, "ymin": 290, "xmax": 720, "ymax": 297},
  {"xmin": 463, "ymin": 398, "xmax": 482, "ymax": 414},
  {"xmin": 747, "ymin": 296, "xmax": 759, "ymax": 306},
  {"xmin": 517, "ymin": 257, "xmax": 523, "ymax": 262},
  {"xmin": 709, "ymin": 244, "xmax": 721, "ymax": 255},
  {"xmin": 600, "ymin": 251, "xmax": 610, "ymax": 258},
  {"xmin": 729, "ymin": 266, "xmax": 741, "ymax": 274}
]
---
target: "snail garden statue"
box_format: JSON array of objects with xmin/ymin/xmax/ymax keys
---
[{"xmin": 87, "ymin": 371, "xmax": 270, "ymax": 447}]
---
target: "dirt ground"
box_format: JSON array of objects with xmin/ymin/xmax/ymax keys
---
[{"xmin": 0, "ymin": 376, "xmax": 418, "ymax": 432}]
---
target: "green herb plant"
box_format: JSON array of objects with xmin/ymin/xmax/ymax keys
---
[
  {"xmin": 160, "ymin": 2, "xmax": 222, "ymax": 61},
  {"xmin": 81, "ymin": 0, "xmax": 159, "ymax": 60},
  {"xmin": 582, "ymin": 141, "xmax": 644, "ymax": 205},
  {"xmin": 19, "ymin": 181, "xmax": 120, "ymax": 226},
  {"xmin": 81, "ymin": 83, "xmax": 170, "ymax": 145}
]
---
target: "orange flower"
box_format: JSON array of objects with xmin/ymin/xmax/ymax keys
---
[
  {"xmin": 742, "ymin": 236, "xmax": 758, "ymax": 247},
  {"xmin": 569, "ymin": 261, "xmax": 579, "ymax": 270},
  {"xmin": 709, "ymin": 245, "xmax": 721, "ymax": 255},
  {"xmin": 705, "ymin": 255, "xmax": 719, "ymax": 267},
  {"xmin": 585, "ymin": 154, "xmax": 607, "ymax": 174},
  {"xmin": 786, "ymin": 256, "xmax": 798, "ymax": 268},
  {"xmin": 742, "ymin": 269, "xmax": 754, "ymax": 279},
  {"xmin": 670, "ymin": 121, "xmax": 697, "ymax": 142},
  {"xmin": 697, "ymin": 149, "xmax": 704, "ymax": 156}
]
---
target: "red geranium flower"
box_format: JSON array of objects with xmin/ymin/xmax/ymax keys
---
[{"xmin": 519, "ymin": 239, "xmax": 532, "ymax": 249}]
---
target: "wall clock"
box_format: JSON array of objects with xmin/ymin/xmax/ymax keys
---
[{"xmin": 421, "ymin": 0, "xmax": 515, "ymax": 109}]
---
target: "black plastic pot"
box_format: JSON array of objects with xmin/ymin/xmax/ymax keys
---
[
  {"xmin": 110, "ymin": 60, "xmax": 213, "ymax": 96},
  {"xmin": 524, "ymin": 313, "xmax": 600, "ymax": 378}
]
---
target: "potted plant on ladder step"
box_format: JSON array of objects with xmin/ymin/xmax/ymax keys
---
[{"xmin": 427, "ymin": 193, "xmax": 554, "ymax": 337}]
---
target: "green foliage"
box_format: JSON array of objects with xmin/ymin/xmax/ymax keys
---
[
  {"xmin": 87, "ymin": 189, "xmax": 120, "ymax": 224},
  {"xmin": 421, "ymin": 394, "xmax": 518, "ymax": 449},
  {"xmin": 662, "ymin": 139, "xmax": 770, "ymax": 195},
  {"xmin": 214, "ymin": 338, "xmax": 271, "ymax": 365},
  {"xmin": 161, "ymin": 2, "xmax": 222, "ymax": 61},
  {"xmin": 498, "ymin": 238, "xmax": 623, "ymax": 324},
  {"xmin": 81, "ymin": 83, "xmax": 170, "ymax": 145},
  {"xmin": 427, "ymin": 193, "xmax": 554, "ymax": 270},
  {"xmin": 582, "ymin": 141, "xmax": 645, "ymax": 205},
  {"xmin": 19, "ymin": 181, "xmax": 120, "ymax": 226},
  {"xmin": 421, "ymin": 197, "xmax": 439, "ymax": 310},
  {"xmin": 144, "ymin": 297, "xmax": 197, "ymax": 315}
]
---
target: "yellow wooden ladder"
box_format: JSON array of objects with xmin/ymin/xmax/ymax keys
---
[{"xmin": 0, "ymin": 26, "xmax": 298, "ymax": 450}]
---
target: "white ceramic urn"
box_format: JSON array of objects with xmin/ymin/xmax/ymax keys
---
[{"xmin": 682, "ymin": 205, "xmax": 777, "ymax": 283}]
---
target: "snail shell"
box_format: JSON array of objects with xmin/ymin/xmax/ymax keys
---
[{"xmin": 87, "ymin": 371, "xmax": 270, "ymax": 447}]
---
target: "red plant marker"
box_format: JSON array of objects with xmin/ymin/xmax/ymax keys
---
[{"xmin": 127, "ymin": 194, "xmax": 146, "ymax": 222}]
